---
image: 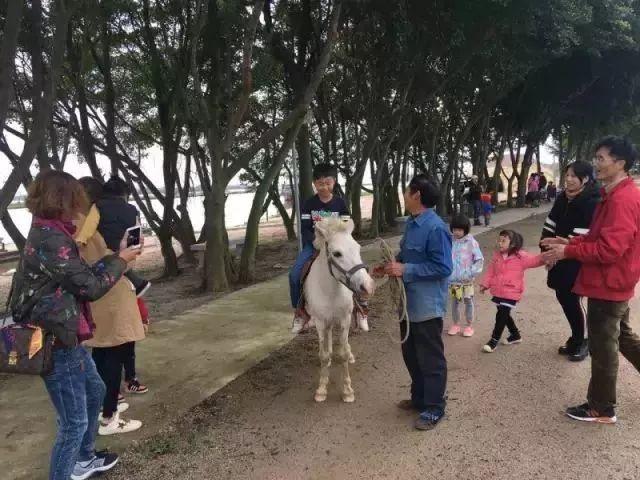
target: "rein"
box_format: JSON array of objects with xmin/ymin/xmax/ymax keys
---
[{"xmin": 325, "ymin": 241, "xmax": 367, "ymax": 294}]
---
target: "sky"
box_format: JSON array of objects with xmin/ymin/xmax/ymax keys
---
[{"xmin": 0, "ymin": 127, "xmax": 558, "ymax": 198}]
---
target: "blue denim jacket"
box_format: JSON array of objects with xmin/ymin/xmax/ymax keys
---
[{"xmin": 398, "ymin": 209, "xmax": 453, "ymax": 322}]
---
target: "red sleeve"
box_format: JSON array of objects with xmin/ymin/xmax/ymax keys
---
[
  {"xmin": 521, "ymin": 251, "xmax": 544, "ymax": 269},
  {"xmin": 565, "ymin": 198, "xmax": 639, "ymax": 264},
  {"xmin": 569, "ymin": 236, "xmax": 586, "ymax": 246}
]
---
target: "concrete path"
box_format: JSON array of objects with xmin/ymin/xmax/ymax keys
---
[{"xmin": 0, "ymin": 204, "xmax": 550, "ymax": 480}]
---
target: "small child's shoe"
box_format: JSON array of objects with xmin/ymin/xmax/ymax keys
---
[
  {"xmin": 125, "ymin": 378, "xmax": 149, "ymax": 394},
  {"xmin": 482, "ymin": 338, "xmax": 498, "ymax": 353},
  {"xmin": 447, "ymin": 325, "xmax": 461, "ymax": 336},
  {"xmin": 462, "ymin": 326, "xmax": 474, "ymax": 337},
  {"xmin": 98, "ymin": 412, "xmax": 142, "ymax": 436}
]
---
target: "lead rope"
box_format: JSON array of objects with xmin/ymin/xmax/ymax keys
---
[{"xmin": 377, "ymin": 237, "xmax": 410, "ymax": 344}]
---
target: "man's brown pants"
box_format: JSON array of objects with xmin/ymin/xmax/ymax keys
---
[{"xmin": 587, "ymin": 299, "xmax": 640, "ymax": 411}]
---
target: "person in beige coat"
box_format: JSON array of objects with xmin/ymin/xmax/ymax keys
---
[{"xmin": 77, "ymin": 177, "xmax": 145, "ymax": 436}]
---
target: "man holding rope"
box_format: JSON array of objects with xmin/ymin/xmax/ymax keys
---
[{"xmin": 375, "ymin": 175, "xmax": 452, "ymax": 430}]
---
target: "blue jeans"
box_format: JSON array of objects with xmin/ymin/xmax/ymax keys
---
[
  {"xmin": 289, "ymin": 243, "xmax": 315, "ymax": 308},
  {"xmin": 43, "ymin": 346, "xmax": 106, "ymax": 480}
]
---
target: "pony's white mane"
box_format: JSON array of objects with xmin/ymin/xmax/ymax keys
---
[
  {"xmin": 318, "ymin": 217, "xmax": 351, "ymax": 233},
  {"xmin": 313, "ymin": 217, "xmax": 353, "ymax": 250}
]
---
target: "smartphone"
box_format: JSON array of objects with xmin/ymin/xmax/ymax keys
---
[{"xmin": 125, "ymin": 226, "xmax": 142, "ymax": 249}]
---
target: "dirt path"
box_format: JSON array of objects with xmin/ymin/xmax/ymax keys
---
[{"xmin": 111, "ymin": 214, "xmax": 640, "ymax": 480}]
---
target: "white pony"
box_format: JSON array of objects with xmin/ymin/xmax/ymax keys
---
[{"xmin": 304, "ymin": 217, "xmax": 375, "ymax": 403}]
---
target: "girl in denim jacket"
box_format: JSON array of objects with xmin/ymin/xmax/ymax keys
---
[{"xmin": 448, "ymin": 215, "xmax": 484, "ymax": 337}]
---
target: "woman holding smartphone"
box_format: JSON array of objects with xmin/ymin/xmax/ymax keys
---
[{"xmin": 77, "ymin": 177, "xmax": 146, "ymax": 436}]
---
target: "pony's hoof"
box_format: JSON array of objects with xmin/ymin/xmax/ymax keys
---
[
  {"xmin": 314, "ymin": 392, "xmax": 327, "ymax": 402},
  {"xmin": 348, "ymin": 353, "xmax": 356, "ymax": 364},
  {"xmin": 342, "ymin": 393, "xmax": 355, "ymax": 403}
]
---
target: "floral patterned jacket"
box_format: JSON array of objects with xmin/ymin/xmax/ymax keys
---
[{"xmin": 10, "ymin": 221, "xmax": 127, "ymax": 346}]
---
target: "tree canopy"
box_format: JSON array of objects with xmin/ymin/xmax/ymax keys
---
[{"xmin": 2, "ymin": 0, "xmax": 640, "ymax": 290}]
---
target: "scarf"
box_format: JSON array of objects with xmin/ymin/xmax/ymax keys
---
[{"xmin": 33, "ymin": 217, "xmax": 77, "ymax": 238}]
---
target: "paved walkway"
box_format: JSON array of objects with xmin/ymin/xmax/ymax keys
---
[{"xmin": 0, "ymin": 204, "xmax": 550, "ymax": 480}]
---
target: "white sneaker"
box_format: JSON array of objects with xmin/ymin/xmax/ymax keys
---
[
  {"xmin": 99, "ymin": 402, "xmax": 129, "ymax": 422},
  {"xmin": 357, "ymin": 314, "xmax": 369, "ymax": 332},
  {"xmin": 98, "ymin": 411, "xmax": 142, "ymax": 436},
  {"xmin": 291, "ymin": 316, "xmax": 305, "ymax": 334}
]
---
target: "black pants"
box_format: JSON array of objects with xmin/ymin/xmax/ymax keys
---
[
  {"xmin": 400, "ymin": 318, "xmax": 447, "ymax": 414},
  {"xmin": 92, "ymin": 344, "xmax": 131, "ymax": 417},
  {"xmin": 122, "ymin": 341, "xmax": 136, "ymax": 382},
  {"xmin": 491, "ymin": 305, "xmax": 519, "ymax": 341},
  {"xmin": 555, "ymin": 289, "xmax": 585, "ymax": 344}
]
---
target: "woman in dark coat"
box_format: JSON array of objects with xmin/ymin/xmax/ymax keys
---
[
  {"xmin": 540, "ymin": 161, "xmax": 600, "ymax": 361},
  {"xmin": 10, "ymin": 170, "xmax": 141, "ymax": 480}
]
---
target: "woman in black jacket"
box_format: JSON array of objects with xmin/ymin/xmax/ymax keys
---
[{"xmin": 540, "ymin": 161, "xmax": 600, "ymax": 361}]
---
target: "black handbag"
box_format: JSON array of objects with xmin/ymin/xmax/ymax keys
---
[{"xmin": 0, "ymin": 264, "xmax": 56, "ymax": 376}]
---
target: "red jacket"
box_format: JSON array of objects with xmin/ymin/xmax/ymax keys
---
[
  {"xmin": 137, "ymin": 298, "xmax": 149, "ymax": 325},
  {"xmin": 567, "ymin": 177, "xmax": 640, "ymax": 301},
  {"xmin": 480, "ymin": 250, "xmax": 544, "ymax": 301}
]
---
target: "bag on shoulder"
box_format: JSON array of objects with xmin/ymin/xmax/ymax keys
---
[{"xmin": 0, "ymin": 262, "xmax": 55, "ymax": 376}]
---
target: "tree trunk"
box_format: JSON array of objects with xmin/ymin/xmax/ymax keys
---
[
  {"xmin": 401, "ymin": 149, "xmax": 409, "ymax": 195},
  {"xmin": 1, "ymin": 212, "xmax": 25, "ymax": 252},
  {"xmin": 296, "ymin": 122, "xmax": 314, "ymax": 202},
  {"xmin": 270, "ymin": 187, "xmax": 296, "ymax": 241},
  {"xmin": 175, "ymin": 156, "xmax": 197, "ymax": 264},
  {"xmin": 158, "ymin": 137, "xmax": 181, "ymax": 277},
  {"xmin": 491, "ymin": 150, "xmax": 503, "ymax": 204},
  {"xmin": 351, "ymin": 173, "xmax": 364, "ymax": 237},
  {"xmin": 0, "ymin": 0, "xmax": 71, "ymax": 217},
  {"xmin": 507, "ymin": 174, "xmax": 516, "ymax": 208},
  {"xmin": 516, "ymin": 144, "xmax": 535, "ymax": 207},
  {"xmin": 370, "ymin": 150, "xmax": 385, "ymax": 237},
  {"xmin": 0, "ymin": 0, "xmax": 24, "ymax": 131},
  {"xmin": 240, "ymin": 121, "xmax": 302, "ymax": 282},
  {"xmin": 438, "ymin": 156, "xmax": 456, "ymax": 215},
  {"xmin": 158, "ymin": 226, "xmax": 180, "ymax": 278},
  {"xmin": 202, "ymin": 182, "xmax": 230, "ymax": 292},
  {"xmin": 557, "ymin": 127, "xmax": 567, "ymax": 188}
]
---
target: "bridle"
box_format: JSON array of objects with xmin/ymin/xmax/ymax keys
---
[{"xmin": 325, "ymin": 241, "xmax": 368, "ymax": 294}]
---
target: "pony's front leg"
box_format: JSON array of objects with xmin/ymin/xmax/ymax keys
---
[
  {"xmin": 337, "ymin": 324, "xmax": 355, "ymax": 403},
  {"xmin": 315, "ymin": 322, "xmax": 331, "ymax": 402},
  {"xmin": 346, "ymin": 342, "xmax": 355, "ymax": 364}
]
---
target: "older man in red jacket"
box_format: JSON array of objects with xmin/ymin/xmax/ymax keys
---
[{"xmin": 543, "ymin": 136, "xmax": 640, "ymax": 424}]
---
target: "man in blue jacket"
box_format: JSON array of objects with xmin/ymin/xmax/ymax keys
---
[{"xmin": 377, "ymin": 174, "xmax": 452, "ymax": 430}]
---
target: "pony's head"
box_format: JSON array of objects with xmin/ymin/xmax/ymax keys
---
[{"xmin": 313, "ymin": 217, "xmax": 375, "ymax": 297}]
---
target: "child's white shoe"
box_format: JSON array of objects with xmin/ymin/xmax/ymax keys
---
[{"xmin": 98, "ymin": 411, "xmax": 142, "ymax": 436}]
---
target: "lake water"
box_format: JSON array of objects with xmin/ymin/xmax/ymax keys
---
[{"xmin": 1, "ymin": 192, "xmax": 282, "ymax": 250}]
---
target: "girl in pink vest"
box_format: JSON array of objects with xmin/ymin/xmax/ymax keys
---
[{"xmin": 479, "ymin": 229, "xmax": 544, "ymax": 352}]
